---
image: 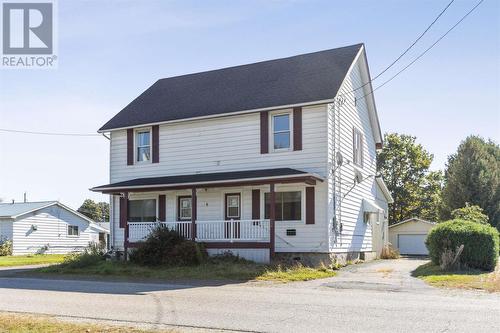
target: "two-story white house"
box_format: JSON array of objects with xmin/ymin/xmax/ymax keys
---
[{"xmin": 92, "ymin": 43, "xmax": 393, "ymax": 264}]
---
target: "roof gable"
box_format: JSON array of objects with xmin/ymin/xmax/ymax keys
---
[
  {"xmin": 0, "ymin": 201, "xmax": 104, "ymax": 230},
  {"xmin": 99, "ymin": 44, "xmax": 363, "ymax": 131},
  {"xmin": 389, "ymin": 218, "xmax": 437, "ymax": 228}
]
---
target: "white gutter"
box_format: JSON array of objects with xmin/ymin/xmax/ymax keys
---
[{"xmin": 375, "ymin": 177, "xmax": 394, "ymax": 204}]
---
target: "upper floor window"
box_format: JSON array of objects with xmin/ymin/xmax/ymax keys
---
[
  {"xmin": 129, "ymin": 199, "xmax": 156, "ymax": 222},
  {"xmin": 136, "ymin": 129, "xmax": 151, "ymax": 162},
  {"xmin": 264, "ymin": 191, "xmax": 301, "ymax": 221},
  {"xmin": 67, "ymin": 225, "xmax": 79, "ymax": 237},
  {"xmin": 178, "ymin": 196, "xmax": 192, "ymax": 221},
  {"xmin": 272, "ymin": 113, "xmax": 291, "ymax": 150},
  {"xmin": 353, "ymin": 127, "xmax": 364, "ymax": 167}
]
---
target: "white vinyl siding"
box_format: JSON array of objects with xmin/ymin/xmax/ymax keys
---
[
  {"xmin": 10, "ymin": 206, "xmax": 99, "ymax": 255},
  {"xmin": 108, "ymin": 104, "xmax": 330, "ymax": 253},
  {"xmin": 109, "ymin": 105, "xmax": 327, "ymax": 183},
  {"xmin": 327, "ymin": 53, "xmax": 379, "ymax": 253}
]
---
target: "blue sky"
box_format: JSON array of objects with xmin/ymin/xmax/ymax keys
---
[{"xmin": 0, "ymin": 0, "xmax": 499, "ymax": 209}]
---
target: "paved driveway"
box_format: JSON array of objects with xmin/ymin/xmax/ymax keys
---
[{"xmin": 0, "ymin": 258, "xmax": 499, "ymax": 332}]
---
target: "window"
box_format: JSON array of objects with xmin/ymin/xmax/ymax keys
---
[
  {"xmin": 226, "ymin": 194, "xmax": 240, "ymax": 219},
  {"xmin": 353, "ymin": 128, "xmax": 364, "ymax": 167},
  {"xmin": 67, "ymin": 225, "xmax": 79, "ymax": 236},
  {"xmin": 129, "ymin": 199, "xmax": 156, "ymax": 222},
  {"xmin": 272, "ymin": 113, "xmax": 291, "ymax": 150},
  {"xmin": 178, "ymin": 196, "xmax": 192, "ymax": 220},
  {"xmin": 136, "ymin": 130, "xmax": 151, "ymax": 162},
  {"xmin": 264, "ymin": 191, "xmax": 301, "ymax": 221}
]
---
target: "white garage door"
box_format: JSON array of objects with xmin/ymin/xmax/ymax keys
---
[{"xmin": 398, "ymin": 234, "xmax": 428, "ymax": 255}]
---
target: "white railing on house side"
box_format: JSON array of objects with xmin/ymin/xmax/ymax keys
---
[{"xmin": 127, "ymin": 220, "xmax": 270, "ymax": 243}]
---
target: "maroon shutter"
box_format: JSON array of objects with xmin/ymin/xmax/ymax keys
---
[
  {"xmin": 252, "ymin": 189, "xmax": 260, "ymax": 220},
  {"xmin": 260, "ymin": 111, "xmax": 269, "ymax": 154},
  {"xmin": 119, "ymin": 196, "xmax": 128, "ymax": 228},
  {"xmin": 127, "ymin": 129, "xmax": 134, "ymax": 165},
  {"xmin": 293, "ymin": 107, "xmax": 302, "ymax": 151},
  {"xmin": 158, "ymin": 194, "xmax": 166, "ymax": 221},
  {"xmin": 305, "ymin": 187, "xmax": 315, "ymax": 224},
  {"xmin": 152, "ymin": 125, "xmax": 159, "ymax": 163}
]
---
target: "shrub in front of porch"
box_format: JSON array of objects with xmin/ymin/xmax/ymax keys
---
[{"xmin": 129, "ymin": 224, "xmax": 207, "ymax": 266}]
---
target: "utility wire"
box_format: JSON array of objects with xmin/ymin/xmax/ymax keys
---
[
  {"xmin": 369, "ymin": 0, "xmax": 484, "ymax": 95},
  {"xmin": 372, "ymin": 0, "xmax": 455, "ymax": 82},
  {"xmin": 0, "ymin": 0, "xmax": 483, "ymax": 137},
  {"xmin": 338, "ymin": 0, "xmax": 484, "ymax": 108},
  {"xmin": 0, "ymin": 128, "xmax": 101, "ymax": 136},
  {"xmin": 339, "ymin": 0, "xmax": 456, "ymax": 98}
]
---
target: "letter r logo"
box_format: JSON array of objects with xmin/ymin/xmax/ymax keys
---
[{"xmin": 2, "ymin": 2, "xmax": 53, "ymax": 54}]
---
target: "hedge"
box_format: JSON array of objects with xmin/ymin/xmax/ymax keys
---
[{"xmin": 426, "ymin": 219, "xmax": 499, "ymax": 271}]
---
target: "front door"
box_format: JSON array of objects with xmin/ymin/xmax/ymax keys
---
[{"xmin": 225, "ymin": 193, "xmax": 241, "ymax": 238}]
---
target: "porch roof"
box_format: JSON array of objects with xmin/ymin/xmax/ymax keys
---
[{"xmin": 91, "ymin": 168, "xmax": 323, "ymax": 193}]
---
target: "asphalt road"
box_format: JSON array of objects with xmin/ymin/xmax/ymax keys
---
[{"xmin": 0, "ymin": 258, "xmax": 499, "ymax": 332}]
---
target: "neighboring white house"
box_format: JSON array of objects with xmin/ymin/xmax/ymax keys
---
[
  {"xmin": 389, "ymin": 218, "xmax": 437, "ymax": 255},
  {"xmin": 92, "ymin": 43, "xmax": 392, "ymax": 264},
  {"xmin": 0, "ymin": 201, "xmax": 109, "ymax": 255}
]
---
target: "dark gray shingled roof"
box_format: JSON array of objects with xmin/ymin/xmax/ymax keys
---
[
  {"xmin": 99, "ymin": 44, "xmax": 363, "ymax": 131},
  {"xmin": 91, "ymin": 168, "xmax": 320, "ymax": 192}
]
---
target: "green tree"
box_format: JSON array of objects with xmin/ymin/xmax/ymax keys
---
[
  {"xmin": 78, "ymin": 199, "xmax": 109, "ymax": 222},
  {"xmin": 442, "ymin": 136, "xmax": 500, "ymax": 229},
  {"xmin": 377, "ymin": 133, "xmax": 443, "ymax": 224},
  {"xmin": 450, "ymin": 204, "xmax": 489, "ymax": 224}
]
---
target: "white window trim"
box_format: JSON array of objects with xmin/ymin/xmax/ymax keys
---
[
  {"xmin": 67, "ymin": 225, "xmax": 79, "ymax": 237},
  {"xmin": 353, "ymin": 127, "xmax": 364, "ymax": 168},
  {"xmin": 128, "ymin": 197, "xmax": 158, "ymax": 222},
  {"xmin": 177, "ymin": 196, "xmax": 192, "ymax": 221},
  {"xmin": 262, "ymin": 188, "xmax": 304, "ymax": 223},
  {"xmin": 270, "ymin": 110, "xmax": 293, "ymax": 152},
  {"xmin": 134, "ymin": 127, "xmax": 152, "ymax": 164},
  {"xmin": 225, "ymin": 193, "xmax": 241, "ymax": 219}
]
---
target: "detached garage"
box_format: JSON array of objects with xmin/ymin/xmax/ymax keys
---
[{"xmin": 389, "ymin": 218, "xmax": 436, "ymax": 255}]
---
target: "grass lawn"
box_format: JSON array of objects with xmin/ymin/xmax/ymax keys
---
[
  {"xmin": 0, "ymin": 312, "xmax": 175, "ymax": 333},
  {"xmin": 412, "ymin": 262, "xmax": 500, "ymax": 293},
  {"xmin": 0, "ymin": 254, "xmax": 67, "ymax": 267},
  {"xmin": 36, "ymin": 258, "xmax": 336, "ymax": 282}
]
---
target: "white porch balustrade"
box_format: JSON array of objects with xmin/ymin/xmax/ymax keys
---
[{"xmin": 127, "ymin": 219, "xmax": 270, "ymax": 243}]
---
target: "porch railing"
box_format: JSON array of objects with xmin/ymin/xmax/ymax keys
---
[{"xmin": 127, "ymin": 220, "xmax": 270, "ymax": 243}]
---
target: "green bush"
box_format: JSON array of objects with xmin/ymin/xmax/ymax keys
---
[
  {"xmin": 129, "ymin": 224, "xmax": 207, "ymax": 266},
  {"xmin": 451, "ymin": 204, "xmax": 489, "ymax": 224},
  {"xmin": 426, "ymin": 219, "xmax": 499, "ymax": 271},
  {"xmin": 61, "ymin": 242, "xmax": 106, "ymax": 269},
  {"xmin": 0, "ymin": 237, "xmax": 13, "ymax": 256}
]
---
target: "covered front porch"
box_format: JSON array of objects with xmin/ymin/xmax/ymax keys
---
[{"xmin": 92, "ymin": 168, "xmax": 323, "ymax": 260}]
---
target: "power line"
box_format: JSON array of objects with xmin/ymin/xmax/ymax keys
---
[
  {"xmin": 342, "ymin": 0, "xmax": 456, "ymax": 98},
  {"xmin": 338, "ymin": 0, "xmax": 484, "ymax": 108},
  {"xmin": 368, "ymin": 0, "xmax": 484, "ymax": 97},
  {"xmin": 372, "ymin": 0, "xmax": 455, "ymax": 82},
  {"xmin": 0, "ymin": 128, "xmax": 101, "ymax": 137},
  {"xmin": 0, "ymin": 0, "xmax": 483, "ymax": 137}
]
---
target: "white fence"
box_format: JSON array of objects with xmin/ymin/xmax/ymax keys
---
[{"xmin": 128, "ymin": 220, "xmax": 270, "ymax": 243}]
